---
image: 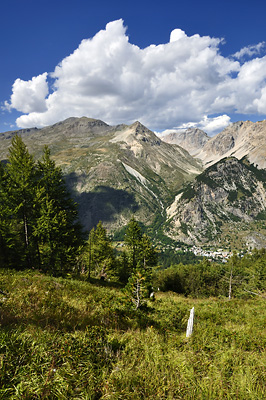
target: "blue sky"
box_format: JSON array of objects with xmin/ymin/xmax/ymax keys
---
[{"xmin": 1, "ymin": 0, "xmax": 266, "ymax": 135}]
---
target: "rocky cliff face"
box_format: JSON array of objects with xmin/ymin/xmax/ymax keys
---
[
  {"xmin": 166, "ymin": 157, "xmax": 266, "ymax": 247},
  {"xmin": 197, "ymin": 120, "xmax": 266, "ymax": 169},
  {"xmin": 161, "ymin": 128, "xmax": 210, "ymax": 156},
  {"xmin": 160, "ymin": 120, "xmax": 266, "ymax": 170}
]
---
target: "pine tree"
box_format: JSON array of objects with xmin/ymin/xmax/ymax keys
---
[
  {"xmin": 124, "ymin": 217, "xmax": 157, "ymax": 274},
  {"xmin": 6, "ymin": 135, "xmax": 38, "ymax": 268},
  {"xmin": 84, "ymin": 221, "xmax": 115, "ymax": 279},
  {"xmin": 125, "ymin": 270, "xmax": 147, "ymax": 309},
  {"xmin": 124, "ymin": 216, "xmax": 142, "ymax": 271},
  {"xmin": 85, "ymin": 227, "xmax": 95, "ymax": 279},
  {"xmin": 139, "ymin": 233, "xmax": 157, "ymax": 273},
  {"xmin": 116, "ymin": 251, "xmax": 130, "ymax": 283},
  {"xmin": 35, "ymin": 146, "xmax": 83, "ymax": 275},
  {"xmin": 0, "ymin": 162, "xmax": 14, "ymax": 266}
]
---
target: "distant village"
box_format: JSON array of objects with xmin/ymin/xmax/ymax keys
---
[
  {"xmin": 188, "ymin": 246, "xmax": 233, "ymax": 262},
  {"xmin": 157, "ymin": 242, "xmax": 235, "ymax": 262}
]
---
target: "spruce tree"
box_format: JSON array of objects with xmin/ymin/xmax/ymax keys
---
[
  {"xmin": 6, "ymin": 135, "xmax": 38, "ymax": 268},
  {"xmin": 84, "ymin": 221, "xmax": 115, "ymax": 279},
  {"xmin": 124, "ymin": 216, "xmax": 142, "ymax": 271},
  {"xmin": 35, "ymin": 146, "xmax": 83, "ymax": 275},
  {"xmin": 0, "ymin": 162, "xmax": 14, "ymax": 266}
]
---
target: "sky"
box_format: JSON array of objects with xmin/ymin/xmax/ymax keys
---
[{"xmin": 1, "ymin": 0, "xmax": 266, "ymax": 136}]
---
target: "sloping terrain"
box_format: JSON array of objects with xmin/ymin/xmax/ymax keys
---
[
  {"xmin": 161, "ymin": 120, "xmax": 266, "ymax": 171},
  {"xmin": 161, "ymin": 127, "xmax": 210, "ymax": 156},
  {"xmin": 197, "ymin": 120, "xmax": 266, "ymax": 169},
  {"xmin": 165, "ymin": 157, "xmax": 266, "ymax": 248},
  {"xmin": 2, "ymin": 117, "xmax": 266, "ymax": 248},
  {"xmin": 0, "ymin": 117, "xmax": 202, "ymax": 232}
]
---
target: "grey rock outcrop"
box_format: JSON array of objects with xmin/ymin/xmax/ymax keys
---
[
  {"xmin": 161, "ymin": 128, "xmax": 209, "ymax": 156},
  {"xmin": 166, "ymin": 157, "xmax": 266, "ymax": 245},
  {"xmin": 197, "ymin": 120, "xmax": 266, "ymax": 169}
]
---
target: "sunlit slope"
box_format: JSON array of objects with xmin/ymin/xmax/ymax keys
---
[{"xmin": 0, "ymin": 117, "xmax": 202, "ymax": 231}]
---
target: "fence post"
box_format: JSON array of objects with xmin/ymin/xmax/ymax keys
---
[{"xmin": 186, "ymin": 307, "xmax": 194, "ymax": 338}]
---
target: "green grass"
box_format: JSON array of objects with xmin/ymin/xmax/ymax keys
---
[{"xmin": 1, "ymin": 269, "xmax": 266, "ymax": 399}]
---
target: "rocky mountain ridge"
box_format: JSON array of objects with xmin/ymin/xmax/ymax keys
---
[
  {"xmin": 161, "ymin": 120, "xmax": 266, "ymax": 170},
  {"xmin": 0, "ymin": 117, "xmax": 202, "ymax": 233},
  {"xmin": 161, "ymin": 128, "xmax": 209, "ymax": 156},
  {"xmin": 1, "ymin": 117, "xmax": 266, "ymax": 249},
  {"xmin": 166, "ymin": 157, "xmax": 266, "ymax": 248}
]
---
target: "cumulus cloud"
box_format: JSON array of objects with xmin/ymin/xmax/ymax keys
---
[
  {"xmin": 169, "ymin": 28, "xmax": 187, "ymax": 42},
  {"xmin": 158, "ymin": 115, "xmax": 231, "ymax": 136},
  {"xmin": 5, "ymin": 73, "xmax": 48, "ymax": 114},
  {"xmin": 198, "ymin": 115, "xmax": 231, "ymax": 133},
  {"xmin": 232, "ymin": 42, "xmax": 266, "ymax": 60},
  {"xmin": 5, "ymin": 19, "xmax": 266, "ymax": 131}
]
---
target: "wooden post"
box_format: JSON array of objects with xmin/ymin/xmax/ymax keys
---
[
  {"xmin": 186, "ymin": 307, "xmax": 194, "ymax": 337},
  {"xmin": 229, "ymin": 268, "xmax": 233, "ymax": 300}
]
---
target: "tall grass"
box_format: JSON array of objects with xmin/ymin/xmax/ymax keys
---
[{"xmin": 1, "ymin": 269, "xmax": 266, "ymax": 399}]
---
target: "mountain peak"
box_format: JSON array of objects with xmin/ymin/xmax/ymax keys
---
[
  {"xmin": 198, "ymin": 119, "xmax": 266, "ymax": 169},
  {"xmin": 111, "ymin": 121, "xmax": 161, "ymax": 147},
  {"xmin": 129, "ymin": 121, "xmax": 153, "ymax": 134},
  {"xmin": 161, "ymin": 127, "xmax": 209, "ymax": 156},
  {"xmin": 53, "ymin": 116, "xmax": 110, "ymax": 129}
]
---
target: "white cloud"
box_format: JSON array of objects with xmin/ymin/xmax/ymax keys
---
[
  {"xmin": 5, "ymin": 19, "xmax": 266, "ymax": 131},
  {"xmin": 6, "ymin": 73, "xmax": 48, "ymax": 114},
  {"xmin": 232, "ymin": 42, "xmax": 266, "ymax": 60},
  {"xmin": 198, "ymin": 115, "xmax": 231, "ymax": 134},
  {"xmin": 158, "ymin": 114, "xmax": 231, "ymax": 136},
  {"xmin": 169, "ymin": 29, "xmax": 187, "ymax": 42}
]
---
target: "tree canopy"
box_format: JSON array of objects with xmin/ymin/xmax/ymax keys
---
[{"xmin": 0, "ymin": 136, "xmax": 83, "ymax": 274}]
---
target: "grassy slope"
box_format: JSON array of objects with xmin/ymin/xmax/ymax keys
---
[{"xmin": 0, "ymin": 269, "xmax": 266, "ymax": 399}]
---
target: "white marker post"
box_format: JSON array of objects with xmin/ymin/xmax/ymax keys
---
[{"xmin": 186, "ymin": 307, "xmax": 194, "ymax": 338}]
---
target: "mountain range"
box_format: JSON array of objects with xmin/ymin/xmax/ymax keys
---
[
  {"xmin": 162, "ymin": 120, "xmax": 266, "ymax": 169},
  {"xmin": 1, "ymin": 118, "xmax": 266, "ymax": 250}
]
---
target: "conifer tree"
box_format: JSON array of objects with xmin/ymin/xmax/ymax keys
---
[
  {"xmin": 85, "ymin": 227, "xmax": 95, "ymax": 279},
  {"xmin": 0, "ymin": 162, "xmax": 14, "ymax": 266},
  {"xmin": 6, "ymin": 135, "xmax": 38, "ymax": 268},
  {"xmin": 123, "ymin": 216, "xmax": 157, "ymax": 303},
  {"xmin": 139, "ymin": 233, "xmax": 158, "ymax": 273},
  {"xmin": 124, "ymin": 216, "xmax": 142, "ymax": 271},
  {"xmin": 125, "ymin": 270, "xmax": 147, "ymax": 309},
  {"xmin": 124, "ymin": 216, "xmax": 157, "ymax": 274},
  {"xmin": 116, "ymin": 251, "xmax": 130, "ymax": 283},
  {"xmin": 85, "ymin": 221, "xmax": 115, "ymax": 279},
  {"xmin": 35, "ymin": 146, "xmax": 83, "ymax": 274}
]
